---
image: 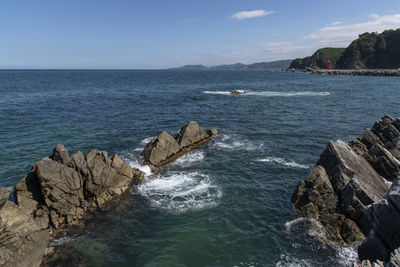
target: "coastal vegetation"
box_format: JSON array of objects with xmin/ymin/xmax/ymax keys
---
[{"xmin": 290, "ymin": 28, "xmax": 400, "ymax": 70}]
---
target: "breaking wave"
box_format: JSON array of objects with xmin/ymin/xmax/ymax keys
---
[
  {"xmin": 171, "ymin": 150, "xmax": 205, "ymax": 167},
  {"xmin": 137, "ymin": 171, "xmax": 222, "ymax": 213}
]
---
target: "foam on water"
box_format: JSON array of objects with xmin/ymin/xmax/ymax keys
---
[
  {"xmin": 257, "ymin": 157, "xmax": 310, "ymax": 169},
  {"xmin": 213, "ymin": 134, "xmax": 263, "ymax": 151},
  {"xmin": 203, "ymin": 90, "xmax": 232, "ymax": 95},
  {"xmin": 275, "ymin": 255, "xmax": 313, "ymax": 267},
  {"xmin": 171, "ymin": 150, "xmax": 205, "ymax": 167},
  {"xmin": 137, "ymin": 171, "xmax": 222, "ymax": 213},
  {"xmin": 127, "ymin": 159, "xmax": 152, "ymax": 177},
  {"xmin": 140, "ymin": 136, "xmax": 155, "ymax": 145},
  {"xmin": 247, "ymin": 91, "xmax": 331, "ymax": 97},
  {"xmin": 336, "ymin": 246, "xmax": 358, "ymax": 266},
  {"xmin": 203, "ymin": 90, "xmax": 331, "ymax": 97}
]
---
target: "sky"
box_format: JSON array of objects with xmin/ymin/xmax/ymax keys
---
[{"xmin": 1, "ymin": 0, "xmax": 400, "ymax": 69}]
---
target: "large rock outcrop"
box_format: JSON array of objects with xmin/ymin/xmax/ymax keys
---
[
  {"xmin": 292, "ymin": 115, "xmax": 400, "ymax": 245},
  {"xmin": 358, "ymin": 179, "xmax": 400, "ymax": 262},
  {"xmin": 0, "ymin": 144, "xmax": 145, "ymax": 267},
  {"xmin": 13, "ymin": 145, "xmax": 145, "ymax": 229},
  {"xmin": 142, "ymin": 121, "xmax": 217, "ymax": 170}
]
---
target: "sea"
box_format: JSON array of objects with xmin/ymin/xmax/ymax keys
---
[{"xmin": 0, "ymin": 69, "xmax": 399, "ymax": 266}]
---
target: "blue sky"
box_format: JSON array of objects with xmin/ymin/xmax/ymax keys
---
[{"xmin": 1, "ymin": 0, "xmax": 400, "ymax": 68}]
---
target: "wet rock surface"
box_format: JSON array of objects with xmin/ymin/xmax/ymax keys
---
[
  {"xmin": 292, "ymin": 115, "xmax": 400, "ymax": 245},
  {"xmin": 142, "ymin": 121, "xmax": 217, "ymax": 170}
]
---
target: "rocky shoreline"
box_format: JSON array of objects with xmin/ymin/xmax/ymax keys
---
[
  {"xmin": 292, "ymin": 115, "xmax": 400, "ymax": 265},
  {"xmin": 0, "ymin": 121, "xmax": 217, "ymax": 267},
  {"xmin": 286, "ymin": 68, "xmax": 400, "ymax": 76}
]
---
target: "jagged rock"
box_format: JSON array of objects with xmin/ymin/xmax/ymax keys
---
[
  {"xmin": 142, "ymin": 121, "xmax": 217, "ymax": 169},
  {"xmin": 0, "ymin": 201, "xmax": 49, "ymax": 267},
  {"xmin": 366, "ymin": 144, "xmax": 400, "ymax": 181},
  {"xmin": 142, "ymin": 131, "xmax": 180, "ymax": 169},
  {"xmin": 84, "ymin": 150, "xmax": 143, "ymax": 208},
  {"xmin": 0, "ymin": 187, "xmax": 12, "ymax": 208},
  {"xmin": 352, "ymin": 259, "xmax": 384, "ymax": 267},
  {"xmin": 50, "ymin": 144, "xmax": 70, "ymax": 165},
  {"xmin": 293, "ymin": 140, "xmax": 387, "ymax": 244},
  {"xmin": 35, "ymin": 158, "xmax": 85, "ymax": 229},
  {"xmin": 358, "ymin": 179, "xmax": 400, "ymax": 262},
  {"xmin": 389, "ymin": 248, "xmax": 400, "ymax": 267},
  {"xmin": 175, "ymin": 121, "xmax": 209, "ymax": 148},
  {"xmin": 14, "ymin": 171, "xmax": 49, "ymax": 230},
  {"xmin": 292, "ymin": 116, "xmax": 400, "ymax": 246},
  {"xmin": 1, "ymin": 144, "xmax": 145, "ymax": 266}
]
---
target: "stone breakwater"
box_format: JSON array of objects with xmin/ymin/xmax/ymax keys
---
[
  {"xmin": 292, "ymin": 115, "xmax": 400, "ymax": 245},
  {"xmin": 311, "ymin": 69, "xmax": 400, "ymax": 76},
  {"xmin": 142, "ymin": 121, "xmax": 218, "ymax": 171},
  {"xmin": 286, "ymin": 68, "xmax": 400, "ymax": 76},
  {"xmin": 0, "ymin": 145, "xmax": 145, "ymax": 267}
]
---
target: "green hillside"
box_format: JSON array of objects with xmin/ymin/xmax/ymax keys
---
[
  {"xmin": 290, "ymin": 28, "xmax": 400, "ymax": 70},
  {"xmin": 289, "ymin": 48, "xmax": 345, "ymax": 70},
  {"xmin": 337, "ymin": 29, "xmax": 400, "ymax": 69}
]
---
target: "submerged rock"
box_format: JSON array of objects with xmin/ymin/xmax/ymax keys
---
[
  {"xmin": 142, "ymin": 121, "xmax": 217, "ymax": 170},
  {"xmin": 292, "ymin": 115, "xmax": 400, "ymax": 245}
]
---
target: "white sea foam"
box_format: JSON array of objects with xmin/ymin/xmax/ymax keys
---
[
  {"xmin": 257, "ymin": 157, "xmax": 310, "ymax": 169},
  {"xmin": 247, "ymin": 91, "xmax": 331, "ymax": 97},
  {"xmin": 203, "ymin": 90, "xmax": 232, "ymax": 95},
  {"xmin": 203, "ymin": 90, "xmax": 331, "ymax": 97},
  {"xmin": 137, "ymin": 171, "xmax": 222, "ymax": 213},
  {"xmin": 171, "ymin": 150, "xmax": 205, "ymax": 167},
  {"xmin": 336, "ymin": 246, "xmax": 358, "ymax": 266},
  {"xmin": 127, "ymin": 159, "xmax": 152, "ymax": 177},
  {"xmin": 140, "ymin": 136, "xmax": 155, "ymax": 145},
  {"xmin": 275, "ymin": 255, "xmax": 313, "ymax": 267},
  {"xmin": 213, "ymin": 134, "xmax": 263, "ymax": 151},
  {"xmin": 285, "ymin": 217, "xmax": 324, "ymax": 238}
]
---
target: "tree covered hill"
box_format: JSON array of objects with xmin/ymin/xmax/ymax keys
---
[{"xmin": 290, "ymin": 29, "xmax": 400, "ymax": 70}]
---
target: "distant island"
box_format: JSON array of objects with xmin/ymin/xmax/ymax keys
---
[
  {"xmin": 290, "ymin": 28, "xmax": 400, "ymax": 70},
  {"xmin": 169, "ymin": 59, "xmax": 293, "ymax": 70}
]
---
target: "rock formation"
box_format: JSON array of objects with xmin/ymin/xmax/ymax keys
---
[
  {"xmin": 0, "ymin": 144, "xmax": 145, "ymax": 266},
  {"xmin": 292, "ymin": 115, "xmax": 400, "ymax": 245},
  {"xmin": 358, "ymin": 179, "xmax": 400, "ymax": 262},
  {"xmin": 142, "ymin": 121, "xmax": 217, "ymax": 170}
]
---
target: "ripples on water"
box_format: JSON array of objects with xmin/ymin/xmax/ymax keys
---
[{"xmin": 1, "ymin": 70, "xmax": 399, "ymax": 266}]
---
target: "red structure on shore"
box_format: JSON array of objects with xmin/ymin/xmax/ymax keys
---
[{"xmin": 327, "ymin": 59, "xmax": 331, "ymax": 70}]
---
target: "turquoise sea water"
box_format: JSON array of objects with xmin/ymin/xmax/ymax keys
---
[{"xmin": 1, "ymin": 70, "xmax": 399, "ymax": 266}]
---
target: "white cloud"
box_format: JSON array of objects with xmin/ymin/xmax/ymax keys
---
[
  {"xmin": 231, "ymin": 10, "xmax": 274, "ymax": 20},
  {"xmin": 303, "ymin": 13, "xmax": 400, "ymax": 46},
  {"xmin": 262, "ymin": 41, "xmax": 315, "ymax": 54},
  {"xmin": 331, "ymin": 21, "xmax": 343, "ymax": 25}
]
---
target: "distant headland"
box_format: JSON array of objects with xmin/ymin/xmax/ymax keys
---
[
  {"xmin": 168, "ymin": 59, "xmax": 293, "ymax": 71},
  {"xmin": 289, "ymin": 28, "xmax": 400, "ymax": 73}
]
